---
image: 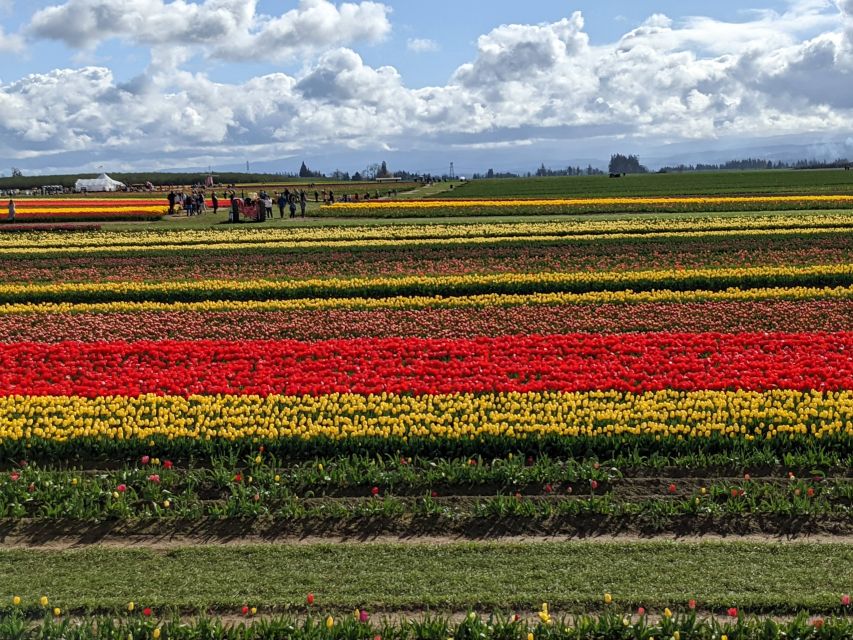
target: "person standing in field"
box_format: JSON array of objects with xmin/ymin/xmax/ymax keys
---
[
  {"xmin": 211, "ymin": 192, "xmax": 219, "ymax": 215},
  {"xmin": 277, "ymin": 192, "xmax": 287, "ymax": 218},
  {"xmin": 7, "ymin": 199, "xmax": 15, "ymax": 222},
  {"xmin": 300, "ymin": 190, "xmax": 307, "ymax": 217},
  {"xmin": 289, "ymin": 193, "xmax": 297, "ymax": 218},
  {"xmin": 167, "ymin": 191, "xmax": 176, "ymax": 215}
]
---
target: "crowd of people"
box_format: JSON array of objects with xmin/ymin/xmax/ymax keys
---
[{"xmin": 166, "ymin": 186, "xmax": 401, "ymax": 221}]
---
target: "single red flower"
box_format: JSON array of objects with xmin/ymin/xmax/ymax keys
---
[
  {"xmin": 116, "ymin": 483, "xmax": 127, "ymax": 493},
  {"xmin": 241, "ymin": 605, "xmax": 249, "ymax": 616},
  {"xmin": 163, "ymin": 460, "xmax": 173, "ymax": 470},
  {"xmin": 359, "ymin": 610, "xmax": 369, "ymax": 623},
  {"xmin": 727, "ymin": 607, "xmax": 738, "ymax": 618},
  {"xmin": 234, "ymin": 473, "xmax": 242, "ymax": 483},
  {"xmin": 307, "ymin": 593, "xmax": 315, "ymax": 606},
  {"xmin": 688, "ymin": 599, "xmax": 696, "ymax": 610},
  {"xmin": 141, "ymin": 455, "xmax": 150, "ymax": 465},
  {"xmin": 143, "ymin": 607, "xmax": 152, "ymax": 617},
  {"xmin": 590, "ymin": 480, "xmax": 599, "ymax": 490},
  {"xmin": 813, "ymin": 618, "xmax": 824, "ymax": 630},
  {"xmin": 371, "ymin": 486, "xmax": 380, "ymax": 496},
  {"xmin": 637, "ymin": 607, "xmax": 646, "ymax": 616},
  {"xmin": 668, "ymin": 483, "xmax": 677, "ymax": 494},
  {"xmin": 9, "ymin": 472, "xmax": 20, "ymax": 482},
  {"xmin": 544, "ymin": 484, "xmax": 553, "ymax": 494},
  {"xmin": 807, "ymin": 487, "xmax": 815, "ymax": 498},
  {"xmin": 842, "ymin": 594, "xmax": 851, "ymax": 606},
  {"xmin": 431, "ymin": 491, "xmax": 438, "ymax": 498},
  {"xmin": 148, "ymin": 474, "xmax": 160, "ymax": 484}
]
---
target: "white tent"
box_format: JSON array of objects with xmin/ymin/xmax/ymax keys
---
[{"xmin": 74, "ymin": 173, "xmax": 126, "ymax": 192}]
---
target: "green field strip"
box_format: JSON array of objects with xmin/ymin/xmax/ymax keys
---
[{"xmin": 1, "ymin": 542, "xmax": 851, "ymax": 614}]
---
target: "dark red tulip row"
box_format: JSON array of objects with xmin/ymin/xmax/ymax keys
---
[
  {"xmin": 1, "ymin": 332, "xmax": 851, "ymax": 397},
  {"xmin": 0, "ymin": 300, "xmax": 851, "ymax": 344}
]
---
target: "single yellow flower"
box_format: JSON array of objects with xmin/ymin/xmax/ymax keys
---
[
  {"xmin": 153, "ymin": 628, "xmax": 161, "ymax": 639},
  {"xmin": 127, "ymin": 601, "xmax": 135, "ymax": 612},
  {"xmin": 11, "ymin": 595, "xmax": 20, "ymax": 606},
  {"xmin": 528, "ymin": 634, "xmax": 534, "ymax": 640},
  {"xmin": 53, "ymin": 607, "xmax": 61, "ymax": 617},
  {"xmin": 674, "ymin": 632, "xmax": 681, "ymax": 640},
  {"xmin": 604, "ymin": 592, "xmax": 613, "ymax": 605},
  {"xmin": 39, "ymin": 596, "xmax": 48, "ymax": 607},
  {"xmin": 254, "ymin": 455, "xmax": 262, "ymax": 464},
  {"xmin": 721, "ymin": 636, "xmax": 728, "ymax": 640},
  {"xmin": 664, "ymin": 608, "xmax": 672, "ymax": 618},
  {"xmin": 250, "ymin": 607, "xmax": 257, "ymax": 615},
  {"xmin": 326, "ymin": 616, "xmax": 334, "ymax": 629},
  {"xmin": 163, "ymin": 500, "xmax": 170, "ymax": 508}
]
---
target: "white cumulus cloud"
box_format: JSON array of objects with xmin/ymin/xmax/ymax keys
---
[
  {"xmin": 28, "ymin": 0, "xmax": 391, "ymax": 62},
  {"xmin": 407, "ymin": 37, "xmax": 439, "ymax": 53},
  {"xmin": 5, "ymin": 2, "xmax": 853, "ymax": 171}
]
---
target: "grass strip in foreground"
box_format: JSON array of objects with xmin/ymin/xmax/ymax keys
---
[{"xmin": 0, "ymin": 542, "xmax": 850, "ymax": 614}]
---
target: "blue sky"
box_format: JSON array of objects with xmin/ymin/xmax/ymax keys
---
[{"xmin": 1, "ymin": 0, "xmax": 852, "ymax": 174}]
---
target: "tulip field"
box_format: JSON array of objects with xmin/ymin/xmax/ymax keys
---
[
  {"xmin": 0, "ymin": 200, "xmax": 851, "ymax": 638},
  {"xmin": 6, "ymin": 199, "xmax": 167, "ymax": 222}
]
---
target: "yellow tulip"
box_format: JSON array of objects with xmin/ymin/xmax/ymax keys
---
[
  {"xmin": 40, "ymin": 596, "xmax": 48, "ymax": 607},
  {"xmin": 153, "ymin": 629, "xmax": 161, "ymax": 639},
  {"xmin": 326, "ymin": 616, "xmax": 334, "ymax": 629},
  {"xmin": 127, "ymin": 601, "xmax": 135, "ymax": 612},
  {"xmin": 664, "ymin": 608, "xmax": 672, "ymax": 618},
  {"xmin": 11, "ymin": 595, "xmax": 20, "ymax": 606},
  {"xmin": 604, "ymin": 592, "xmax": 613, "ymax": 605},
  {"xmin": 53, "ymin": 607, "xmax": 61, "ymax": 617}
]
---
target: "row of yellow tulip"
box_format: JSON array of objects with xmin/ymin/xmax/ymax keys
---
[
  {"xmin": 0, "ymin": 285, "xmax": 848, "ymax": 316},
  {"xmin": 0, "ymin": 213, "xmax": 849, "ymax": 251},
  {"xmin": 327, "ymin": 195, "xmax": 853, "ymax": 209},
  {"xmin": 1, "ymin": 390, "xmax": 850, "ymax": 443},
  {"xmin": 1, "ymin": 264, "xmax": 849, "ymax": 303}
]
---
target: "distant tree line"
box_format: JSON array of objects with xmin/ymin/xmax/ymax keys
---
[
  {"xmin": 0, "ymin": 160, "xmax": 430, "ymax": 190},
  {"xmin": 609, "ymin": 154, "xmax": 648, "ymax": 175},
  {"xmin": 658, "ymin": 157, "xmax": 851, "ymax": 172}
]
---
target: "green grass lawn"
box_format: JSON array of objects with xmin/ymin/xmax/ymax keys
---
[
  {"xmin": 2, "ymin": 541, "xmax": 850, "ymax": 614},
  {"xmin": 439, "ymin": 170, "xmax": 853, "ymax": 199}
]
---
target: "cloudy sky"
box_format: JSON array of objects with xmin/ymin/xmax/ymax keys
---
[{"xmin": 1, "ymin": 0, "xmax": 853, "ymax": 176}]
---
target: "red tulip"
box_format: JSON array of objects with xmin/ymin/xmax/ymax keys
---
[
  {"xmin": 727, "ymin": 607, "xmax": 738, "ymax": 618},
  {"xmin": 842, "ymin": 594, "xmax": 851, "ymax": 606},
  {"xmin": 591, "ymin": 480, "xmax": 599, "ymax": 490},
  {"xmin": 163, "ymin": 460, "xmax": 173, "ymax": 470},
  {"xmin": 813, "ymin": 618, "xmax": 824, "ymax": 629},
  {"xmin": 307, "ymin": 593, "xmax": 315, "ymax": 606},
  {"xmin": 234, "ymin": 473, "xmax": 242, "ymax": 483},
  {"xmin": 116, "ymin": 484, "xmax": 127, "ymax": 493},
  {"xmin": 544, "ymin": 484, "xmax": 552, "ymax": 494},
  {"xmin": 241, "ymin": 605, "xmax": 249, "ymax": 616},
  {"xmin": 807, "ymin": 487, "xmax": 815, "ymax": 498},
  {"xmin": 148, "ymin": 474, "xmax": 160, "ymax": 484},
  {"xmin": 668, "ymin": 483, "xmax": 677, "ymax": 494},
  {"xmin": 143, "ymin": 608, "xmax": 152, "ymax": 617},
  {"xmin": 141, "ymin": 455, "xmax": 150, "ymax": 465},
  {"xmin": 9, "ymin": 472, "xmax": 19, "ymax": 482},
  {"xmin": 359, "ymin": 610, "xmax": 369, "ymax": 623},
  {"xmin": 637, "ymin": 607, "xmax": 646, "ymax": 616},
  {"xmin": 688, "ymin": 599, "xmax": 696, "ymax": 610},
  {"xmin": 371, "ymin": 486, "xmax": 380, "ymax": 496}
]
